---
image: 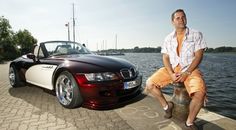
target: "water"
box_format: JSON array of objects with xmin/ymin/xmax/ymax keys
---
[{"xmin": 115, "ymin": 53, "xmax": 236, "ymax": 120}]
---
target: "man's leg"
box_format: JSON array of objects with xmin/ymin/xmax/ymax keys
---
[
  {"xmin": 187, "ymin": 91, "xmax": 205, "ymax": 125},
  {"xmin": 145, "ymin": 67, "xmax": 172, "ymax": 107},
  {"xmin": 146, "ymin": 83, "xmax": 168, "ymax": 107},
  {"xmin": 184, "ymin": 69, "xmax": 206, "ymax": 126},
  {"xmin": 182, "ymin": 69, "xmax": 206, "ymax": 130},
  {"xmin": 145, "ymin": 82, "xmax": 174, "ymax": 118},
  {"xmin": 145, "ymin": 67, "xmax": 174, "ymax": 118}
]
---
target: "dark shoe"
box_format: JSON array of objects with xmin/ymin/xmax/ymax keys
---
[
  {"xmin": 184, "ymin": 123, "xmax": 199, "ymax": 130},
  {"xmin": 164, "ymin": 101, "xmax": 174, "ymax": 119}
]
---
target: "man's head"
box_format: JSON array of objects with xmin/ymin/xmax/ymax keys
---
[{"xmin": 171, "ymin": 9, "xmax": 187, "ymax": 30}]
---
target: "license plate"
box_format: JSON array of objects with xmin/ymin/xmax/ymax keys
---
[{"xmin": 124, "ymin": 77, "xmax": 141, "ymax": 89}]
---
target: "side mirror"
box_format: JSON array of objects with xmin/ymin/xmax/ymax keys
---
[{"xmin": 26, "ymin": 53, "xmax": 36, "ymax": 61}]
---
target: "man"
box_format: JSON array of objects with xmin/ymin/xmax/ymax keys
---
[{"xmin": 145, "ymin": 9, "xmax": 206, "ymax": 130}]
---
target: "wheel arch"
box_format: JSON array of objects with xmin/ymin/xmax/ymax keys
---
[
  {"xmin": 9, "ymin": 61, "xmax": 25, "ymax": 87},
  {"xmin": 9, "ymin": 62, "xmax": 22, "ymax": 79},
  {"xmin": 52, "ymin": 60, "xmax": 87, "ymax": 90},
  {"xmin": 9, "ymin": 62, "xmax": 17, "ymax": 69},
  {"xmin": 52, "ymin": 66, "xmax": 76, "ymax": 90}
]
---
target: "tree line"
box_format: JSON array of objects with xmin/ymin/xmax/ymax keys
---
[
  {"xmin": 0, "ymin": 16, "xmax": 37, "ymax": 62},
  {"xmin": 100, "ymin": 46, "xmax": 236, "ymax": 53},
  {"xmin": 99, "ymin": 46, "xmax": 162, "ymax": 53},
  {"xmin": 205, "ymin": 46, "xmax": 236, "ymax": 53}
]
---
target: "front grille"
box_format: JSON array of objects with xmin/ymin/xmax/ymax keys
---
[{"xmin": 120, "ymin": 68, "xmax": 137, "ymax": 79}]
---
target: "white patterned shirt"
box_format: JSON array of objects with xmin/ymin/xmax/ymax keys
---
[{"xmin": 161, "ymin": 27, "xmax": 207, "ymax": 72}]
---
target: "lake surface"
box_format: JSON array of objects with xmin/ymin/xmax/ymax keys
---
[{"xmin": 115, "ymin": 53, "xmax": 236, "ymax": 120}]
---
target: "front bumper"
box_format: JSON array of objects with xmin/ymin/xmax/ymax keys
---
[{"xmin": 78, "ymin": 75, "xmax": 142, "ymax": 109}]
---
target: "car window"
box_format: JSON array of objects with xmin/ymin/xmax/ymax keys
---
[{"xmin": 43, "ymin": 41, "xmax": 92, "ymax": 56}]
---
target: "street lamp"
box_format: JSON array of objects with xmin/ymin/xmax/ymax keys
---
[{"xmin": 65, "ymin": 22, "xmax": 70, "ymax": 41}]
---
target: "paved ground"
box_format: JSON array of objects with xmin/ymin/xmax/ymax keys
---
[{"xmin": 0, "ymin": 62, "xmax": 236, "ymax": 130}]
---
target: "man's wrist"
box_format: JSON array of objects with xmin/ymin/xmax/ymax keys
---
[{"xmin": 184, "ymin": 70, "xmax": 191, "ymax": 75}]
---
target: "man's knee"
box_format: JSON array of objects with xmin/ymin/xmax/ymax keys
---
[
  {"xmin": 144, "ymin": 79, "xmax": 160, "ymax": 93},
  {"xmin": 192, "ymin": 91, "xmax": 205, "ymax": 102},
  {"xmin": 146, "ymin": 79, "xmax": 156, "ymax": 88}
]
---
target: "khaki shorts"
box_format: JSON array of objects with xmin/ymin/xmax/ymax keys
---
[{"xmin": 146, "ymin": 66, "xmax": 206, "ymax": 97}]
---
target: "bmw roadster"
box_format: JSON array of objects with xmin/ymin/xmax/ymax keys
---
[{"xmin": 9, "ymin": 41, "xmax": 142, "ymax": 109}]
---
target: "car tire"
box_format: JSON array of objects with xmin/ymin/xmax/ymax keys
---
[
  {"xmin": 9, "ymin": 65, "xmax": 23, "ymax": 87},
  {"xmin": 55, "ymin": 71, "xmax": 83, "ymax": 108}
]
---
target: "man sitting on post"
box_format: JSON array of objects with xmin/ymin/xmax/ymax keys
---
[{"xmin": 145, "ymin": 9, "xmax": 207, "ymax": 130}]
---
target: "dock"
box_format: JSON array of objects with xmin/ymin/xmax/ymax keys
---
[{"xmin": 0, "ymin": 62, "xmax": 235, "ymax": 130}]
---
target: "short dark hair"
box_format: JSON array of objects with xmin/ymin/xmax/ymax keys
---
[{"xmin": 171, "ymin": 9, "xmax": 186, "ymax": 21}]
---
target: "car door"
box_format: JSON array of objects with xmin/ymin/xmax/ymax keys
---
[{"xmin": 25, "ymin": 45, "xmax": 57, "ymax": 90}]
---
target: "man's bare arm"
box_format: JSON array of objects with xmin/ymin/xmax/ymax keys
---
[
  {"xmin": 163, "ymin": 53, "xmax": 180, "ymax": 82},
  {"xmin": 186, "ymin": 49, "xmax": 204, "ymax": 73},
  {"xmin": 163, "ymin": 53, "xmax": 174, "ymax": 75}
]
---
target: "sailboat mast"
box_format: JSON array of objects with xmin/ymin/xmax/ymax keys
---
[
  {"xmin": 115, "ymin": 34, "xmax": 117, "ymax": 50},
  {"xmin": 72, "ymin": 3, "xmax": 75, "ymax": 42}
]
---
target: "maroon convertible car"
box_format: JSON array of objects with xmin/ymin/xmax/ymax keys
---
[{"xmin": 9, "ymin": 41, "xmax": 142, "ymax": 109}]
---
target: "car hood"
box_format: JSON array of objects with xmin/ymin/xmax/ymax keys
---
[{"xmin": 56, "ymin": 54, "xmax": 135, "ymax": 71}]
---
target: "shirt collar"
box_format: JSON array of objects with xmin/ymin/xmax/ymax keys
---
[{"xmin": 171, "ymin": 27, "xmax": 189, "ymax": 38}]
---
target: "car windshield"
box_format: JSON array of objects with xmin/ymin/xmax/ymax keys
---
[{"xmin": 43, "ymin": 41, "xmax": 92, "ymax": 56}]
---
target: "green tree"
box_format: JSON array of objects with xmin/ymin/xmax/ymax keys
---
[
  {"xmin": 0, "ymin": 16, "xmax": 37, "ymax": 61},
  {"xmin": 0, "ymin": 16, "xmax": 12, "ymax": 40},
  {"xmin": 0, "ymin": 16, "xmax": 16, "ymax": 60},
  {"xmin": 134, "ymin": 46, "xmax": 139, "ymax": 52},
  {"xmin": 13, "ymin": 29, "xmax": 37, "ymax": 54}
]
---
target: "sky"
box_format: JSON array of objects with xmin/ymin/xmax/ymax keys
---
[{"xmin": 1, "ymin": 0, "xmax": 236, "ymax": 51}]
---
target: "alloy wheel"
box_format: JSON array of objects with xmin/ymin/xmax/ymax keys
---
[
  {"xmin": 9, "ymin": 67, "xmax": 16, "ymax": 86},
  {"xmin": 56, "ymin": 75, "xmax": 73, "ymax": 106}
]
